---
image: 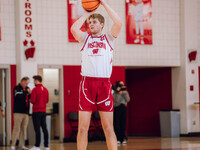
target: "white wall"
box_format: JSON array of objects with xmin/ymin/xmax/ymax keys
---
[
  {"xmin": 112, "ymin": 0, "xmax": 180, "ymax": 66},
  {"xmin": 172, "ymin": 0, "xmax": 200, "ymax": 134},
  {"xmin": 185, "ymin": 0, "xmax": 200, "ymax": 133},
  {"xmin": 0, "ymin": 0, "xmax": 181, "ymax": 66},
  {"xmin": 185, "ymin": 0, "xmax": 200, "ymax": 132},
  {"xmin": 33, "ymin": 0, "xmax": 181, "ymax": 67},
  {"xmin": 0, "ymin": 0, "xmax": 16, "ymax": 64}
]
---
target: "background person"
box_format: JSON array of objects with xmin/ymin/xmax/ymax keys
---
[
  {"xmin": 30, "ymin": 75, "xmax": 49, "ymax": 150},
  {"xmin": 113, "ymin": 81, "xmax": 130, "ymax": 144},
  {"xmin": 11, "ymin": 77, "xmax": 31, "ymax": 150}
]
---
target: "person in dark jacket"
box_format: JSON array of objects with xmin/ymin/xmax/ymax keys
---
[
  {"xmin": 11, "ymin": 77, "xmax": 31, "ymax": 150},
  {"xmin": 113, "ymin": 81, "xmax": 130, "ymax": 145},
  {"xmin": 30, "ymin": 75, "xmax": 49, "ymax": 150}
]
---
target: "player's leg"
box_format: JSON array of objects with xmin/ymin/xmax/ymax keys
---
[
  {"xmin": 139, "ymin": 21, "xmax": 144, "ymax": 36},
  {"xmin": 77, "ymin": 111, "xmax": 92, "ymax": 150},
  {"xmin": 135, "ymin": 22, "xmax": 140, "ymax": 35},
  {"xmin": 99, "ymin": 111, "xmax": 117, "ymax": 150},
  {"xmin": 138, "ymin": 3, "xmax": 144, "ymax": 44},
  {"xmin": 139, "ymin": 21, "xmax": 144, "ymax": 44},
  {"xmin": 134, "ymin": 4, "xmax": 140, "ymax": 43},
  {"xmin": 134, "ymin": 21, "xmax": 140, "ymax": 43}
]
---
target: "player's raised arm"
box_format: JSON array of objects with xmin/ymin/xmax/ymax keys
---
[
  {"xmin": 71, "ymin": 12, "xmax": 91, "ymax": 42},
  {"xmin": 100, "ymin": 0, "xmax": 122, "ymax": 39}
]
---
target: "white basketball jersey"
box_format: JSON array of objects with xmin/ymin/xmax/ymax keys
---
[
  {"xmin": 80, "ymin": 33, "xmax": 114, "ymax": 78},
  {"xmin": 134, "ymin": 2, "xmax": 143, "ymax": 21}
]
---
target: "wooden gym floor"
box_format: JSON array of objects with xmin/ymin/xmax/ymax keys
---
[{"xmin": 1, "ymin": 137, "xmax": 200, "ymax": 150}]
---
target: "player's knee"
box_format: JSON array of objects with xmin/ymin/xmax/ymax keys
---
[
  {"xmin": 78, "ymin": 126, "xmax": 88, "ymax": 135},
  {"xmin": 103, "ymin": 126, "xmax": 114, "ymax": 137}
]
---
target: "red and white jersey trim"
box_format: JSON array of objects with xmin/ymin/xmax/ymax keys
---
[
  {"xmin": 82, "ymin": 77, "xmax": 95, "ymax": 104},
  {"xmin": 79, "ymin": 80, "xmax": 83, "ymax": 110},
  {"xmin": 96, "ymin": 84, "xmax": 112, "ymax": 104}
]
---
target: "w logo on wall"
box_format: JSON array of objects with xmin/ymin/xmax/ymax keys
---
[
  {"xmin": 188, "ymin": 51, "xmax": 197, "ymax": 62},
  {"xmin": 23, "ymin": 40, "xmax": 36, "ymax": 59}
]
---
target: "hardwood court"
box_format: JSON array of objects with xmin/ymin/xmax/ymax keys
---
[{"xmin": 1, "ymin": 137, "xmax": 200, "ymax": 150}]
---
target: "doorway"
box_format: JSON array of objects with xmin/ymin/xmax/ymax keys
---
[
  {"xmin": 0, "ymin": 68, "xmax": 11, "ymax": 146},
  {"xmin": 126, "ymin": 68, "xmax": 172, "ymax": 136},
  {"xmin": 0, "ymin": 69, "xmax": 6, "ymax": 145},
  {"xmin": 38, "ymin": 67, "xmax": 64, "ymax": 142}
]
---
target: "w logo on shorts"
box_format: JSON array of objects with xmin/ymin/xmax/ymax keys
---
[{"xmin": 105, "ymin": 101, "xmax": 111, "ymax": 106}]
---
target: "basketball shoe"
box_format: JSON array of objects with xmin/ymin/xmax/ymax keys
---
[
  {"xmin": 134, "ymin": 38, "xmax": 140, "ymax": 43},
  {"xmin": 10, "ymin": 146, "xmax": 15, "ymax": 150},
  {"xmin": 122, "ymin": 140, "xmax": 127, "ymax": 144}
]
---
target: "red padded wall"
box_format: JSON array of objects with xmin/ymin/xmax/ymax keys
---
[
  {"xmin": 63, "ymin": 65, "xmax": 82, "ymax": 138},
  {"xmin": 126, "ymin": 68, "xmax": 172, "ymax": 136},
  {"xmin": 110, "ymin": 66, "xmax": 125, "ymax": 85},
  {"xmin": 10, "ymin": 65, "xmax": 16, "ymax": 130}
]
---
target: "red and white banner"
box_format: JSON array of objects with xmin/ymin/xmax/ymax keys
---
[
  {"xmin": 67, "ymin": 0, "xmax": 89, "ymax": 42},
  {"xmin": 126, "ymin": 0, "xmax": 152, "ymax": 45}
]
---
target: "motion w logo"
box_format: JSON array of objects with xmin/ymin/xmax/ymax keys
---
[{"xmin": 105, "ymin": 101, "xmax": 111, "ymax": 106}]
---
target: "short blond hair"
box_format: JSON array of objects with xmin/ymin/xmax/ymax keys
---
[{"xmin": 88, "ymin": 13, "xmax": 105, "ymax": 24}]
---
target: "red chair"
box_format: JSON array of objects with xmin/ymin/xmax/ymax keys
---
[
  {"xmin": 68, "ymin": 111, "xmax": 99, "ymax": 142},
  {"xmin": 68, "ymin": 112, "xmax": 78, "ymax": 141}
]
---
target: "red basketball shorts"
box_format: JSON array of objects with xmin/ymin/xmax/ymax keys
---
[{"xmin": 79, "ymin": 76, "xmax": 114, "ymax": 112}]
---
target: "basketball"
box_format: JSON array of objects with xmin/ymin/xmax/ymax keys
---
[{"xmin": 82, "ymin": 0, "xmax": 100, "ymax": 12}]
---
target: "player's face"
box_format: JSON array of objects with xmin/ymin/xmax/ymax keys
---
[{"xmin": 88, "ymin": 18, "xmax": 104, "ymax": 35}]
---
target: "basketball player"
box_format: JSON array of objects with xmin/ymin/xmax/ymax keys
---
[
  {"xmin": 71, "ymin": 0, "xmax": 122, "ymax": 149},
  {"xmin": 132, "ymin": 0, "xmax": 144, "ymax": 44}
]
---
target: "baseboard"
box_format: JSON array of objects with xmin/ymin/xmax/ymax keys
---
[
  {"xmin": 127, "ymin": 134, "xmax": 160, "ymax": 137},
  {"xmin": 63, "ymin": 137, "xmax": 75, "ymax": 142},
  {"xmin": 180, "ymin": 132, "xmax": 200, "ymax": 137}
]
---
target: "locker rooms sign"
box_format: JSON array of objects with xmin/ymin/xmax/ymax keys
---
[{"xmin": 22, "ymin": 0, "xmax": 36, "ymax": 60}]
